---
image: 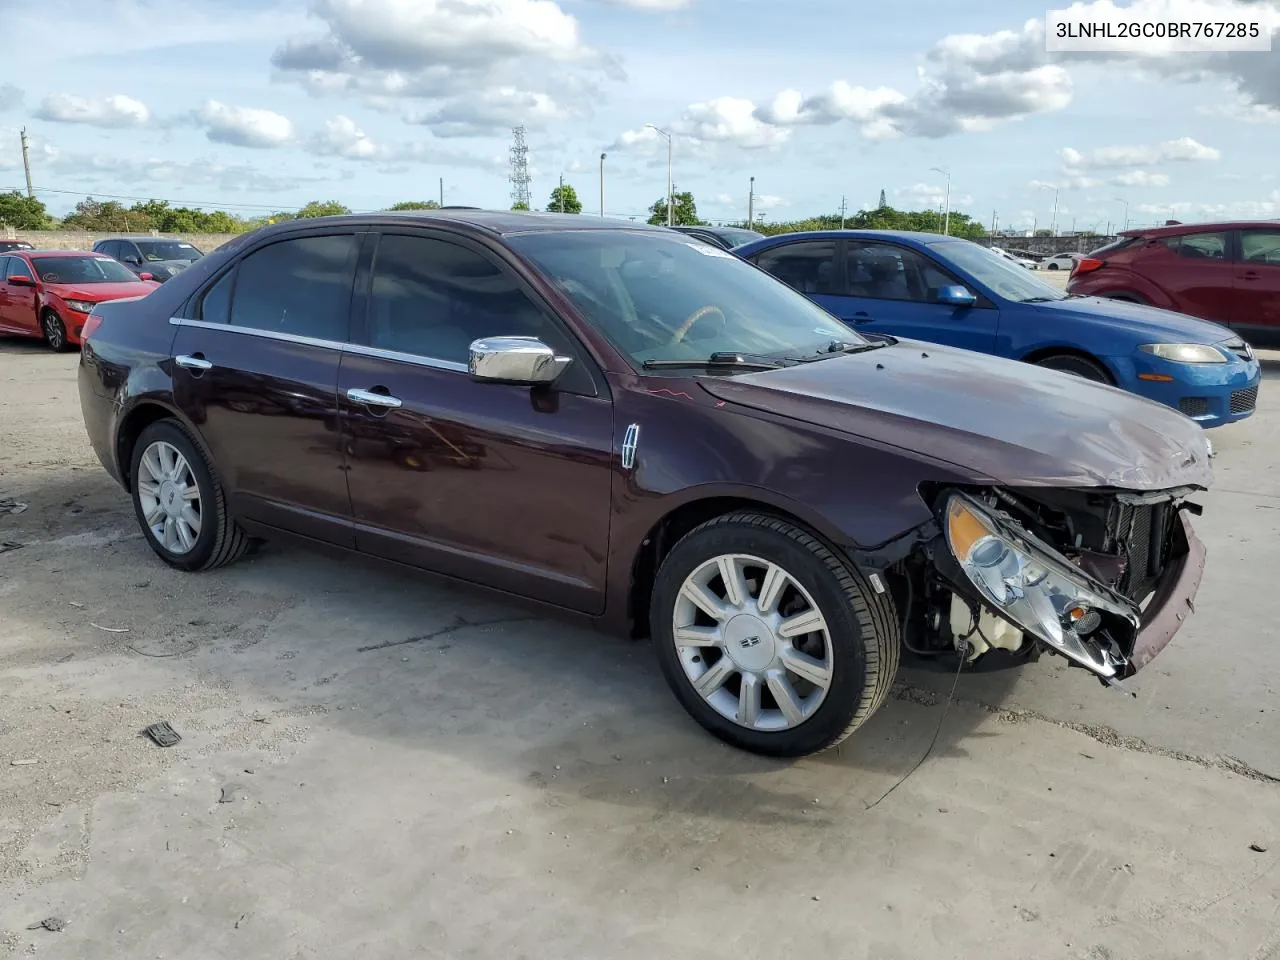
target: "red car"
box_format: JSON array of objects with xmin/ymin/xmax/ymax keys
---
[
  {"xmin": 0, "ymin": 250, "xmax": 159, "ymax": 351},
  {"xmin": 1067, "ymin": 220, "xmax": 1280, "ymax": 348}
]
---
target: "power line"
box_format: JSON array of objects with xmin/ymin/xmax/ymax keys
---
[{"xmin": 3, "ymin": 184, "xmax": 288, "ymax": 212}]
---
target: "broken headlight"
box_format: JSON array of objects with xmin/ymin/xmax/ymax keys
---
[{"xmin": 942, "ymin": 493, "xmax": 1139, "ymax": 677}]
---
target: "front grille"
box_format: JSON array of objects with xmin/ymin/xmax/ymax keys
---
[
  {"xmin": 1230, "ymin": 386, "xmax": 1258, "ymax": 415},
  {"xmin": 1115, "ymin": 502, "xmax": 1174, "ymax": 602},
  {"xmin": 1179, "ymin": 397, "xmax": 1210, "ymax": 418}
]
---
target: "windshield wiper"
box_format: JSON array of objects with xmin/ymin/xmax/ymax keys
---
[
  {"xmin": 796, "ymin": 339, "xmax": 890, "ymax": 361},
  {"xmin": 642, "ymin": 352, "xmax": 787, "ymax": 371},
  {"xmin": 1020, "ymin": 296, "xmax": 1065, "ymax": 303}
]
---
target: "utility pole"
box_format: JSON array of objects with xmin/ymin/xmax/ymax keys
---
[
  {"xmin": 439, "ymin": 177, "xmax": 444, "ymax": 207},
  {"xmin": 840, "ymin": 195, "xmax": 847, "ymax": 230},
  {"xmin": 558, "ymin": 173, "xmax": 565, "ymax": 212},
  {"xmin": 599, "ymin": 153, "xmax": 606, "ymax": 217},
  {"xmin": 646, "ymin": 124, "xmax": 673, "ymax": 226},
  {"xmin": 930, "ymin": 166, "xmax": 951, "ymax": 235},
  {"xmin": 991, "ymin": 210, "xmax": 998, "ymax": 236},
  {"xmin": 19, "ymin": 128, "xmax": 34, "ymax": 199},
  {"xmin": 747, "ymin": 176, "xmax": 755, "ymax": 228},
  {"xmin": 1050, "ymin": 187, "xmax": 1059, "ymax": 236}
]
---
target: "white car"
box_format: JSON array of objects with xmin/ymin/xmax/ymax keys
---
[
  {"xmin": 991, "ymin": 246, "xmax": 1038, "ymax": 270},
  {"xmin": 1040, "ymin": 253, "xmax": 1081, "ymax": 271}
]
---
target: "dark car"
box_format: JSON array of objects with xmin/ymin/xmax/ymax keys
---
[
  {"xmin": 91, "ymin": 236, "xmax": 204, "ymax": 283},
  {"xmin": 0, "ymin": 240, "xmax": 33, "ymax": 253},
  {"xmin": 671, "ymin": 225, "xmax": 764, "ymax": 250},
  {"xmin": 1066, "ymin": 220, "xmax": 1280, "ymax": 348},
  {"xmin": 736, "ymin": 230, "xmax": 1260, "ymax": 429},
  {"xmin": 78, "ymin": 210, "xmax": 1212, "ymax": 758}
]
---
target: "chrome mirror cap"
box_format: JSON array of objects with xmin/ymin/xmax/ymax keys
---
[{"xmin": 469, "ymin": 336, "xmax": 573, "ymax": 385}]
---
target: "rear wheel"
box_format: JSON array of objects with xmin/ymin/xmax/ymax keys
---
[
  {"xmin": 130, "ymin": 420, "xmax": 250, "ymax": 572},
  {"xmin": 650, "ymin": 512, "xmax": 899, "ymax": 757},
  {"xmin": 1034, "ymin": 353, "xmax": 1112, "ymax": 384},
  {"xmin": 1047, "ymin": 263, "xmax": 1059, "ymax": 270},
  {"xmin": 41, "ymin": 309, "xmax": 69, "ymax": 352}
]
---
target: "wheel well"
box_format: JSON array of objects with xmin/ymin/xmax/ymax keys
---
[
  {"xmin": 627, "ymin": 497, "xmax": 817, "ymax": 639},
  {"xmin": 1020, "ymin": 345, "xmax": 1115, "ymax": 384},
  {"xmin": 115, "ymin": 403, "xmax": 176, "ymax": 485}
]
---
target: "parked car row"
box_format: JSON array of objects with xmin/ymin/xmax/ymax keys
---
[
  {"xmin": 77, "ymin": 209, "xmax": 1218, "ymax": 759},
  {"xmin": 0, "ymin": 237, "xmax": 202, "ymax": 350}
]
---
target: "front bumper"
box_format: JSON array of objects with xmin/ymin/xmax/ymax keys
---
[
  {"xmin": 1125, "ymin": 509, "xmax": 1205, "ymax": 676},
  {"xmin": 1108, "ymin": 351, "xmax": 1261, "ymax": 429}
]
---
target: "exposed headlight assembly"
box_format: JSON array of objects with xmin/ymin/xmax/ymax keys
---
[
  {"xmin": 1139, "ymin": 343, "xmax": 1227, "ymax": 363},
  {"xmin": 943, "ymin": 493, "xmax": 1140, "ymax": 678},
  {"xmin": 63, "ymin": 298, "xmax": 96, "ymax": 314}
]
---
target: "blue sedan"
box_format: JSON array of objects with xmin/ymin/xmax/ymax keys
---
[{"xmin": 734, "ymin": 230, "xmax": 1261, "ymax": 428}]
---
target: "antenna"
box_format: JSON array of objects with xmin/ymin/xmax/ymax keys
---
[{"xmin": 509, "ymin": 125, "xmax": 532, "ymax": 210}]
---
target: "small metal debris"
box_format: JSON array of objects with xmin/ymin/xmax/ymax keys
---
[
  {"xmin": 1251, "ymin": 842, "xmax": 1268, "ymax": 853},
  {"xmin": 10, "ymin": 759, "xmax": 38, "ymax": 766},
  {"xmin": 90, "ymin": 622, "xmax": 129, "ymax": 633},
  {"xmin": 67, "ymin": 601, "xmax": 84, "ymax": 608},
  {"xmin": 26, "ymin": 918, "xmax": 66, "ymax": 933},
  {"xmin": 811, "ymin": 896, "xmax": 821, "ymax": 902},
  {"xmin": 218, "ymin": 784, "xmax": 244, "ymax": 804},
  {"xmin": 0, "ymin": 498, "xmax": 27, "ymax": 515},
  {"xmin": 235, "ymin": 914, "xmax": 247, "ymax": 930},
  {"xmin": 0, "ymin": 541, "xmax": 24, "ymax": 554},
  {"xmin": 141, "ymin": 721, "xmax": 181, "ymax": 748}
]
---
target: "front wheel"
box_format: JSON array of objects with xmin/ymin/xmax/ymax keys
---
[
  {"xmin": 42, "ymin": 310, "xmax": 70, "ymax": 352},
  {"xmin": 1033, "ymin": 353, "xmax": 1112, "ymax": 384},
  {"xmin": 650, "ymin": 512, "xmax": 900, "ymax": 757}
]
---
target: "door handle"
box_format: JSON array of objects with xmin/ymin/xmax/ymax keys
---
[
  {"xmin": 174, "ymin": 354, "xmax": 212, "ymax": 371},
  {"xmin": 347, "ymin": 387, "xmax": 402, "ymax": 409},
  {"xmin": 1243, "ymin": 271, "xmax": 1261, "ymax": 280}
]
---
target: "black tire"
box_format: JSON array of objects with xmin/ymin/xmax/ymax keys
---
[
  {"xmin": 41, "ymin": 309, "xmax": 70, "ymax": 352},
  {"xmin": 1047, "ymin": 263, "xmax": 1059, "ymax": 270},
  {"xmin": 1033, "ymin": 353, "xmax": 1113, "ymax": 384},
  {"xmin": 650, "ymin": 512, "xmax": 900, "ymax": 757},
  {"xmin": 129, "ymin": 419, "xmax": 250, "ymax": 572}
]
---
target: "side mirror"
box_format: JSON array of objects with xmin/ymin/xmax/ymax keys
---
[
  {"xmin": 937, "ymin": 284, "xmax": 976, "ymax": 307},
  {"xmin": 139, "ymin": 272, "xmax": 155, "ymax": 282},
  {"xmin": 6, "ymin": 274, "xmax": 33, "ymax": 287},
  {"xmin": 469, "ymin": 336, "xmax": 572, "ymax": 386}
]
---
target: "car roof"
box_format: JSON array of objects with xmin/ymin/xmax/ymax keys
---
[
  {"xmin": 96, "ymin": 235, "xmax": 187, "ymax": 242},
  {"xmin": 1121, "ymin": 220, "xmax": 1280, "ymax": 238},
  {"xmin": 14, "ymin": 249, "xmax": 103, "ymax": 257},
  {"xmin": 743, "ymin": 229, "xmax": 957, "ymax": 244},
  {"xmin": 256, "ymin": 209, "xmax": 669, "ymax": 241}
]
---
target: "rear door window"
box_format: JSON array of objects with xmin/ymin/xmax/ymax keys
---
[
  {"xmin": 752, "ymin": 240, "xmax": 838, "ymax": 294},
  {"xmin": 227, "ymin": 234, "xmax": 359, "ymax": 342},
  {"xmin": 1241, "ymin": 230, "xmax": 1280, "ymax": 265},
  {"xmin": 1170, "ymin": 232, "xmax": 1229, "ymax": 260}
]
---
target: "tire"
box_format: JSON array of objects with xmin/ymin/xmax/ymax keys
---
[
  {"xmin": 41, "ymin": 309, "xmax": 70, "ymax": 352},
  {"xmin": 1047, "ymin": 263, "xmax": 1059, "ymax": 270},
  {"xmin": 129, "ymin": 419, "xmax": 250, "ymax": 572},
  {"xmin": 1033, "ymin": 353, "xmax": 1113, "ymax": 384},
  {"xmin": 650, "ymin": 512, "xmax": 899, "ymax": 757}
]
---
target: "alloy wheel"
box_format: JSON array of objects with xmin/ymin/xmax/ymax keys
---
[
  {"xmin": 672, "ymin": 553, "xmax": 833, "ymax": 732},
  {"xmin": 137, "ymin": 440, "xmax": 203, "ymax": 555},
  {"xmin": 43, "ymin": 313, "xmax": 64, "ymax": 350}
]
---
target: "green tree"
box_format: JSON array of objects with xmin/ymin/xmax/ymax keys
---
[
  {"xmin": 295, "ymin": 200, "xmax": 351, "ymax": 219},
  {"xmin": 61, "ymin": 198, "xmax": 136, "ymax": 231},
  {"xmin": 547, "ymin": 184, "xmax": 582, "ymax": 214},
  {"xmin": 647, "ymin": 190, "xmax": 699, "ymax": 226},
  {"xmin": 0, "ymin": 191, "xmax": 52, "ymax": 229},
  {"xmin": 387, "ymin": 200, "xmax": 441, "ymax": 211}
]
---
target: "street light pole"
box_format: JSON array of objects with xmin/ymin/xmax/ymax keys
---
[
  {"xmin": 930, "ymin": 166, "xmax": 951, "ymax": 235},
  {"xmin": 748, "ymin": 176, "xmax": 754, "ymax": 228},
  {"xmin": 599, "ymin": 153, "xmax": 606, "ymax": 217},
  {"xmin": 1051, "ymin": 187, "xmax": 1059, "ymax": 236},
  {"xmin": 646, "ymin": 123, "xmax": 673, "ymax": 226},
  {"xmin": 1113, "ymin": 196, "xmax": 1129, "ymax": 231}
]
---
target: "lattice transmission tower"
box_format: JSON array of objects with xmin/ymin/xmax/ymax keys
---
[{"xmin": 509, "ymin": 125, "xmax": 532, "ymax": 209}]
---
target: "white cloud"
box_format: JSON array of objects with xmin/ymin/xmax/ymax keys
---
[
  {"xmin": 601, "ymin": 0, "xmax": 691, "ymax": 7},
  {"xmin": 0, "ymin": 85, "xmax": 22, "ymax": 112},
  {"xmin": 756, "ymin": 82, "xmax": 906, "ymax": 136},
  {"xmin": 1062, "ymin": 137, "xmax": 1220, "ymax": 169},
  {"xmin": 674, "ymin": 97, "xmax": 790, "ymax": 149},
  {"xmin": 195, "ymin": 100, "xmax": 295, "ymax": 148},
  {"xmin": 1110, "ymin": 170, "xmax": 1172, "ymax": 187},
  {"xmin": 408, "ymin": 86, "xmax": 573, "ymax": 137},
  {"xmin": 1030, "ymin": 176, "xmax": 1102, "ymax": 190},
  {"xmin": 897, "ymin": 182, "xmax": 975, "ymax": 207},
  {"xmin": 310, "ymin": 115, "xmax": 381, "ymax": 158},
  {"xmin": 1137, "ymin": 193, "xmax": 1280, "ymax": 219},
  {"xmin": 35, "ymin": 93, "xmax": 150, "ymax": 128}
]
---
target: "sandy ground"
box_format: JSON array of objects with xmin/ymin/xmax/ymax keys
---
[{"xmin": 2, "ymin": 330, "xmax": 1279, "ymax": 960}]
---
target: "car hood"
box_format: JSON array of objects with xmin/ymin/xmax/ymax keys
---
[
  {"xmin": 698, "ymin": 340, "xmax": 1213, "ymax": 491},
  {"xmin": 1036, "ymin": 295, "xmax": 1235, "ymax": 344},
  {"xmin": 49, "ymin": 281, "xmax": 158, "ymax": 301}
]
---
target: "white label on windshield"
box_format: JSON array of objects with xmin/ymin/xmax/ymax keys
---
[
  {"xmin": 178, "ymin": 243, "xmax": 195, "ymax": 249},
  {"xmin": 685, "ymin": 242, "xmax": 735, "ymax": 259}
]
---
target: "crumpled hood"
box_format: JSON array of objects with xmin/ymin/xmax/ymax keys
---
[
  {"xmin": 49, "ymin": 281, "xmax": 158, "ymax": 302},
  {"xmin": 1041, "ymin": 295, "xmax": 1236, "ymax": 344},
  {"xmin": 698, "ymin": 340, "xmax": 1213, "ymax": 491}
]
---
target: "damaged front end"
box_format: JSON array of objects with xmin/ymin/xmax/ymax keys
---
[{"xmin": 895, "ymin": 485, "xmax": 1206, "ymax": 686}]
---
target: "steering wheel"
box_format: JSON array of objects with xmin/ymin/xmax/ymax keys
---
[{"xmin": 669, "ymin": 304, "xmax": 727, "ymax": 345}]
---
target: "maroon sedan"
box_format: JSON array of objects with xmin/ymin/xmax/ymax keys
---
[
  {"xmin": 1067, "ymin": 220, "xmax": 1280, "ymax": 348},
  {"xmin": 78, "ymin": 211, "xmax": 1213, "ymax": 757},
  {"xmin": 0, "ymin": 250, "xmax": 158, "ymax": 351}
]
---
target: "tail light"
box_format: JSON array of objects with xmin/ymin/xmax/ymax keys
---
[
  {"xmin": 1072, "ymin": 257, "xmax": 1105, "ymax": 277},
  {"xmin": 80, "ymin": 310, "xmax": 104, "ymax": 340}
]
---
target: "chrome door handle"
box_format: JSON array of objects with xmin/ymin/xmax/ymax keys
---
[
  {"xmin": 346, "ymin": 387, "xmax": 402, "ymax": 409},
  {"xmin": 174, "ymin": 354, "xmax": 212, "ymax": 371}
]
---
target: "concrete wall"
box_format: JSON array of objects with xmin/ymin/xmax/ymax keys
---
[
  {"xmin": 978, "ymin": 235, "xmax": 1119, "ymax": 257},
  {"xmin": 7, "ymin": 231, "xmax": 240, "ymax": 253}
]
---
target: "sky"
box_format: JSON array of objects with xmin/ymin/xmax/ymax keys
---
[{"xmin": 1, "ymin": 0, "xmax": 1279, "ymax": 231}]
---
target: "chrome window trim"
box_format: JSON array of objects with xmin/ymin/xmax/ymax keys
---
[{"xmin": 167, "ymin": 317, "xmax": 469, "ymax": 373}]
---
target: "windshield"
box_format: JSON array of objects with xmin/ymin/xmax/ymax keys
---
[
  {"xmin": 930, "ymin": 239, "xmax": 1067, "ymax": 303},
  {"xmin": 508, "ymin": 230, "xmax": 868, "ymax": 369},
  {"xmin": 32, "ymin": 256, "xmax": 139, "ymax": 284},
  {"xmin": 136, "ymin": 241, "xmax": 202, "ymax": 262},
  {"xmin": 718, "ymin": 228, "xmax": 765, "ymax": 248}
]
